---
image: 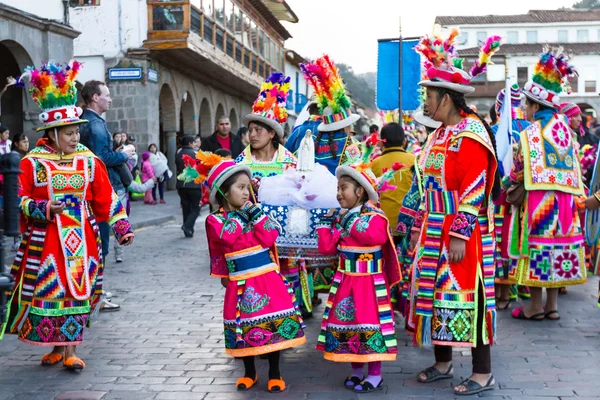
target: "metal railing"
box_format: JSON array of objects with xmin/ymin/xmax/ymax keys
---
[{"xmin": 147, "ymin": 0, "xmax": 279, "ymax": 80}]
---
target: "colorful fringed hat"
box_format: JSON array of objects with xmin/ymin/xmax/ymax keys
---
[
  {"xmin": 416, "ymin": 29, "xmax": 501, "ymax": 94},
  {"xmin": 242, "ymin": 72, "xmax": 290, "ymax": 138},
  {"xmin": 336, "ymin": 134, "xmax": 403, "ymax": 204},
  {"xmin": 523, "ymin": 47, "xmax": 577, "ymax": 109},
  {"xmin": 301, "ymin": 55, "xmax": 360, "ymax": 132},
  {"xmin": 17, "ymin": 60, "xmax": 86, "ymax": 132},
  {"xmin": 495, "ymin": 83, "xmax": 525, "ymax": 119},
  {"xmin": 178, "ymin": 151, "xmax": 251, "ymax": 204}
]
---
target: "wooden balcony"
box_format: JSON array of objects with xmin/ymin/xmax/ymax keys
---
[{"xmin": 144, "ymin": 1, "xmax": 278, "ymax": 101}]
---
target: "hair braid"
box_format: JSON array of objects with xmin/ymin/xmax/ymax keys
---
[{"xmin": 443, "ymin": 89, "xmax": 502, "ymax": 200}]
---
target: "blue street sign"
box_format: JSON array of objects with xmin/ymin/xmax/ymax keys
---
[{"xmin": 108, "ymin": 68, "xmax": 143, "ymax": 80}]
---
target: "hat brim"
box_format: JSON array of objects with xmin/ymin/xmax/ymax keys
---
[
  {"xmin": 413, "ymin": 111, "xmax": 442, "ymax": 129},
  {"xmin": 335, "ymin": 165, "xmax": 379, "ymax": 204},
  {"xmin": 318, "ymin": 114, "xmax": 360, "ymax": 132},
  {"xmin": 523, "ymin": 91, "xmax": 559, "ymax": 109},
  {"xmin": 36, "ymin": 119, "xmax": 88, "ymax": 132},
  {"xmin": 242, "ymin": 114, "xmax": 284, "ymax": 137},
  {"xmin": 419, "ymin": 80, "xmax": 475, "ymax": 94},
  {"xmin": 209, "ymin": 164, "xmax": 253, "ymax": 205}
]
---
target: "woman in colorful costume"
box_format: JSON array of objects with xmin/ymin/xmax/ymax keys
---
[
  {"xmin": 399, "ymin": 31, "xmax": 502, "ymax": 395},
  {"xmin": 315, "ymin": 141, "xmax": 402, "ymax": 393},
  {"xmin": 491, "ymin": 84, "xmax": 531, "ymax": 309},
  {"xmin": 1, "ymin": 61, "xmax": 134, "ymax": 370},
  {"xmin": 509, "ymin": 48, "xmax": 585, "ymax": 321},
  {"xmin": 180, "ymin": 152, "xmax": 305, "ymax": 393},
  {"xmin": 235, "ymin": 73, "xmax": 315, "ymax": 318}
]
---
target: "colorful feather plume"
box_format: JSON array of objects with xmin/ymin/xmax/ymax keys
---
[
  {"xmin": 19, "ymin": 60, "xmax": 82, "ymax": 110},
  {"xmin": 378, "ymin": 109, "xmax": 399, "ymax": 126},
  {"xmin": 414, "ymin": 28, "xmax": 462, "ymax": 69},
  {"xmin": 178, "ymin": 150, "xmax": 226, "ymax": 185},
  {"xmin": 470, "ymin": 35, "xmax": 502, "ymax": 78},
  {"xmin": 252, "ymin": 72, "xmax": 290, "ymax": 123},
  {"xmin": 300, "ymin": 55, "xmax": 352, "ymax": 114},
  {"xmin": 376, "ymin": 161, "xmax": 406, "ymax": 193},
  {"xmin": 532, "ymin": 47, "xmax": 577, "ymax": 95}
]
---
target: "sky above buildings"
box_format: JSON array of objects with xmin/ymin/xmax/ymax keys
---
[{"xmin": 283, "ymin": 0, "xmax": 578, "ymax": 73}]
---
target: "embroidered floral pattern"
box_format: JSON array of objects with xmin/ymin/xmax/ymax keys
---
[
  {"xmin": 366, "ymin": 332, "xmax": 387, "ymax": 353},
  {"xmin": 277, "ymin": 318, "xmax": 300, "ymax": 340},
  {"xmin": 450, "ymin": 212, "xmax": 478, "ymax": 239},
  {"xmin": 354, "ymin": 216, "xmax": 370, "ymax": 232},
  {"xmin": 240, "ymin": 287, "xmax": 270, "ymax": 314},
  {"xmin": 334, "ymin": 296, "xmax": 356, "ymax": 322}
]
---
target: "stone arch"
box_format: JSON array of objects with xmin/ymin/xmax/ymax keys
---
[
  {"xmin": 180, "ymin": 91, "xmax": 197, "ymax": 136},
  {"xmin": 199, "ymin": 98, "xmax": 212, "ymax": 137},
  {"xmin": 215, "ymin": 103, "xmax": 226, "ymax": 130},
  {"xmin": 0, "ymin": 40, "xmax": 33, "ymax": 134},
  {"xmin": 229, "ymin": 108, "xmax": 239, "ymax": 134},
  {"xmin": 158, "ymin": 83, "xmax": 179, "ymax": 190},
  {"xmin": 578, "ymin": 102, "xmax": 597, "ymax": 118}
]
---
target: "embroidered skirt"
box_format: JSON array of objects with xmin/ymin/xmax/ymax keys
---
[
  {"xmin": 515, "ymin": 190, "xmax": 587, "ymax": 288},
  {"xmin": 316, "ymin": 246, "xmax": 397, "ymax": 362},
  {"xmin": 222, "ymin": 247, "xmax": 306, "ymax": 357}
]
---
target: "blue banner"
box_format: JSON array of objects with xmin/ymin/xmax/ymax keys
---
[{"xmin": 376, "ymin": 39, "xmax": 420, "ymax": 111}]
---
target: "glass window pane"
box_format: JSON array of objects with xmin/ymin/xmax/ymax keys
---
[
  {"xmin": 585, "ymin": 80, "xmax": 596, "ymax": 93},
  {"xmin": 558, "ymin": 30, "xmax": 568, "ymax": 42},
  {"xmin": 234, "ymin": 7, "xmax": 242, "ymax": 41},
  {"xmin": 527, "ymin": 30, "xmax": 537, "ymax": 43},
  {"xmin": 251, "ymin": 21, "xmax": 258, "ymax": 51},
  {"xmin": 214, "ymin": 0, "xmax": 224, "ymax": 26},
  {"xmin": 507, "ymin": 31, "xmax": 518, "ymax": 44},
  {"xmin": 578, "ymin": 29, "xmax": 589, "ymax": 42},
  {"xmin": 152, "ymin": 4, "xmax": 184, "ymax": 31},
  {"xmin": 258, "ymin": 29, "xmax": 265, "ymax": 57},
  {"xmin": 225, "ymin": 0, "xmax": 233, "ymax": 33},
  {"xmin": 202, "ymin": 0, "xmax": 213, "ymax": 17},
  {"xmin": 243, "ymin": 13, "xmax": 251, "ymax": 47},
  {"xmin": 457, "ymin": 32, "xmax": 468, "ymax": 46},
  {"xmin": 476, "ymin": 31, "xmax": 486, "ymax": 45}
]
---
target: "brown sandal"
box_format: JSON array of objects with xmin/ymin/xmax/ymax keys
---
[
  {"xmin": 63, "ymin": 356, "xmax": 85, "ymax": 371},
  {"xmin": 41, "ymin": 352, "xmax": 64, "ymax": 366}
]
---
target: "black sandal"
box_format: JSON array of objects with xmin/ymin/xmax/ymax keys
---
[
  {"xmin": 344, "ymin": 376, "xmax": 363, "ymax": 390},
  {"xmin": 353, "ymin": 379, "xmax": 384, "ymax": 393},
  {"xmin": 417, "ymin": 364, "xmax": 453, "ymax": 383},
  {"xmin": 511, "ymin": 307, "xmax": 544, "ymax": 321},
  {"xmin": 496, "ymin": 299, "xmax": 512, "ymax": 310},
  {"xmin": 454, "ymin": 375, "xmax": 495, "ymax": 396},
  {"xmin": 545, "ymin": 310, "xmax": 560, "ymax": 320}
]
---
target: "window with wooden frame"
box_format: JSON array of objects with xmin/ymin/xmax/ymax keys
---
[{"xmin": 70, "ymin": 0, "xmax": 100, "ymax": 6}]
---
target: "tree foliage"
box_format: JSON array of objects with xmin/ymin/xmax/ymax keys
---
[
  {"xmin": 337, "ymin": 63, "xmax": 376, "ymax": 109},
  {"xmin": 572, "ymin": 0, "xmax": 600, "ymax": 8}
]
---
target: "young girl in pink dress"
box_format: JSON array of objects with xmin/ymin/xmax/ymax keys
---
[
  {"xmin": 316, "ymin": 159, "xmax": 402, "ymax": 393},
  {"xmin": 141, "ymin": 151, "xmax": 156, "ymax": 205},
  {"xmin": 179, "ymin": 152, "xmax": 306, "ymax": 393}
]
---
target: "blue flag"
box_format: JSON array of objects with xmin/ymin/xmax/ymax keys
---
[{"xmin": 376, "ymin": 39, "xmax": 420, "ymax": 111}]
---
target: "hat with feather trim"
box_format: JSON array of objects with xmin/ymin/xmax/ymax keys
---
[
  {"xmin": 336, "ymin": 134, "xmax": 405, "ymax": 205},
  {"xmin": 17, "ymin": 60, "xmax": 86, "ymax": 132},
  {"xmin": 523, "ymin": 47, "xmax": 577, "ymax": 109},
  {"xmin": 301, "ymin": 55, "xmax": 360, "ymax": 132},
  {"xmin": 242, "ymin": 72, "xmax": 290, "ymax": 138},
  {"xmin": 178, "ymin": 151, "xmax": 252, "ymax": 205},
  {"xmin": 416, "ymin": 29, "xmax": 501, "ymax": 95},
  {"xmin": 495, "ymin": 83, "xmax": 525, "ymax": 119}
]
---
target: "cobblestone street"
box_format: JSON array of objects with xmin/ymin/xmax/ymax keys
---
[{"xmin": 1, "ymin": 215, "xmax": 600, "ymax": 400}]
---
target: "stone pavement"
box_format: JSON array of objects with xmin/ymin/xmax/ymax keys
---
[{"xmin": 1, "ymin": 213, "xmax": 600, "ymax": 400}]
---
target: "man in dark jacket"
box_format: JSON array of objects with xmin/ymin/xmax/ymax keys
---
[
  {"xmin": 79, "ymin": 80, "xmax": 134, "ymax": 267},
  {"xmin": 176, "ymin": 136, "xmax": 203, "ymax": 237},
  {"xmin": 200, "ymin": 116, "xmax": 244, "ymax": 157}
]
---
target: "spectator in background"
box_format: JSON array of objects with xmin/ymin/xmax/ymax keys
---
[
  {"xmin": 0, "ymin": 125, "xmax": 11, "ymax": 154},
  {"xmin": 176, "ymin": 136, "xmax": 203, "ymax": 237},
  {"xmin": 238, "ymin": 126, "xmax": 249, "ymax": 147},
  {"xmin": 141, "ymin": 151, "xmax": 156, "ymax": 205},
  {"xmin": 11, "ymin": 132, "xmax": 29, "ymax": 158},
  {"xmin": 200, "ymin": 116, "xmax": 244, "ymax": 157},
  {"xmin": 193, "ymin": 135, "xmax": 202, "ymax": 151},
  {"xmin": 112, "ymin": 131, "xmax": 124, "ymax": 150},
  {"xmin": 80, "ymin": 80, "xmax": 135, "ymax": 276},
  {"xmin": 148, "ymin": 143, "xmax": 171, "ymax": 204},
  {"xmin": 489, "ymin": 105, "xmax": 498, "ymax": 125}
]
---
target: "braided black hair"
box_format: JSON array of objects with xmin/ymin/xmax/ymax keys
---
[
  {"xmin": 314, "ymin": 130, "xmax": 338, "ymax": 158},
  {"xmin": 436, "ymin": 88, "xmax": 502, "ymax": 200}
]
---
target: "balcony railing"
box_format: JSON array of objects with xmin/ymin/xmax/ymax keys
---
[{"xmin": 147, "ymin": 0, "xmax": 278, "ymax": 80}]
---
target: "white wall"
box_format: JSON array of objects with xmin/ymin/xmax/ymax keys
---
[
  {"xmin": 75, "ymin": 55, "xmax": 106, "ymax": 84},
  {"xmin": 70, "ymin": 0, "xmax": 148, "ymax": 59},
  {"xmin": 451, "ymin": 22, "xmax": 600, "ymax": 49},
  {"xmin": 284, "ymin": 58, "xmax": 313, "ymax": 116},
  {"xmin": 2, "ymin": 0, "xmax": 65, "ymax": 21}
]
